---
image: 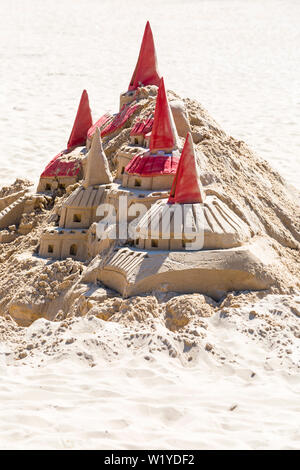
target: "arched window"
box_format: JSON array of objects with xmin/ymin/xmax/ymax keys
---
[{"xmin": 70, "ymin": 244, "xmax": 77, "ymax": 256}]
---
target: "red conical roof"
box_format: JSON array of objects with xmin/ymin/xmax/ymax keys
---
[
  {"xmin": 168, "ymin": 133, "xmax": 205, "ymax": 204},
  {"xmin": 149, "ymin": 77, "xmax": 178, "ymax": 152},
  {"xmin": 67, "ymin": 90, "xmax": 93, "ymax": 149},
  {"xmin": 128, "ymin": 21, "xmax": 161, "ymax": 91}
]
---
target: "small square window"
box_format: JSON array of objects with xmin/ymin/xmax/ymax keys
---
[
  {"xmin": 151, "ymin": 240, "xmax": 158, "ymax": 248},
  {"xmin": 73, "ymin": 214, "xmax": 81, "ymax": 223},
  {"xmin": 48, "ymin": 244, "xmax": 54, "ymax": 253},
  {"xmin": 134, "ymin": 179, "xmax": 141, "ymax": 187}
]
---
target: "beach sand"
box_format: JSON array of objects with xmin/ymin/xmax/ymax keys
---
[{"xmin": 0, "ymin": 292, "xmax": 299, "ymax": 450}]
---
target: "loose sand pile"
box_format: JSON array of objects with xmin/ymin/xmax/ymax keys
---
[
  {"xmin": 0, "ymin": 90, "xmax": 299, "ymax": 449},
  {"xmin": 0, "ymin": 291, "xmax": 299, "ymax": 449}
]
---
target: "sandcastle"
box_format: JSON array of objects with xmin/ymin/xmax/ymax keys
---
[
  {"xmin": 1, "ymin": 21, "xmax": 291, "ymax": 303},
  {"xmin": 96, "ymin": 131, "xmax": 272, "ymax": 299}
]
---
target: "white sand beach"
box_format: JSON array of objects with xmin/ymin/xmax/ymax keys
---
[{"xmin": 0, "ymin": 293, "xmax": 299, "ymax": 450}]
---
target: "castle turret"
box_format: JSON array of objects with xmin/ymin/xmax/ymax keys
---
[
  {"xmin": 128, "ymin": 21, "xmax": 161, "ymax": 91},
  {"xmin": 149, "ymin": 77, "xmax": 179, "ymax": 153},
  {"xmin": 134, "ymin": 133, "xmax": 251, "ymax": 251},
  {"xmin": 37, "ymin": 90, "xmax": 92, "ymax": 192},
  {"xmin": 121, "ymin": 78, "xmax": 180, "ymax": 190},
  {"xmin": 168, "ymin": 132, "xmax": 205, "ymax": 204},
  {"xmin": 83, "ymin": 127, "xmax": 113, "ymax": 188},
  {"xmin": 67, "ymin": 90, "xmax": 93, "ymax": 149}
]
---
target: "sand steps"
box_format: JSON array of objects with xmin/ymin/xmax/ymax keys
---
[
  {"xmin": 0, "ymin": 190, "xmax": 27, "ymax": 212},
  {"xmin": 0, "ymin": 195, "xmax": 28, "ymax": 230},
  {"xmin": 103, "ymin": 248, "xmax": 147, "ymax": 283}
]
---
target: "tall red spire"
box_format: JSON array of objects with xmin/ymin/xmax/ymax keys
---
[
  {"xmin": 168, "ymin": 133, "xmax": 205, "ymax": 204},
  {"xmin": 67, "ymin": 90, "xmax": 93, "ymax": 149},
  {"xmin": 128, "ymin": 21, "xmax": 161, "ymax": 91},
  {"xmin": 149, "ymin": 77, "xmax": 178, "ymax": 152}
]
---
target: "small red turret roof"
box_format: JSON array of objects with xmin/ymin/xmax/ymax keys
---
[
  {"xmin": 40, "ymin": 150, "xmax": 82, "ymax": 178},
  {"xmin": 168, "ymin": 133, "xmax": 205, "ymax": 204},
  {"xmin": 67, "ymin": 90, "xmax": 93, "ymax": 149},
  {"xmin": 130, "ymin": 116, "xmax": 154, "ymax": 137},
  {"xmin": 149, "ymin": 77, "xmax": 178, "ymax": 153},
  {"xmin": 87, "ymin": 113, "xmax": 112, "ymax": 139},
  {"xmin": 101, "ymin": 103, "xmax": 140, "ymax": 137},
  {"xmin": 128, "ymin": 21, "xmax": 161, "ymax": 91}
]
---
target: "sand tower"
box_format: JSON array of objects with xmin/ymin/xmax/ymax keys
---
[
  {"xmin": 121, "ymin": 78, "xmax": 180, "ymax": 191},
  {"xmin": 67, "ymin": 89, "xmax": 93, "ymax": 149},
  {"xmin": 83, "ymin": 127, "xmax": 113, "ymax": 188},
  {"xmin": 134, "ymin": 133, "xmax": 251, "ymax": 250},
  {"xmin": 97, "ymin": 133, "xmax": 273, "ymax": 299},
  {"xmin": 37, "ymin": 90, "xmax": 93, "ymax": 192},
  {"xmin": 39, "ymin": 128, "xmax": 114, "ymax": 261},
  {"xmin": 120, "ymin": 21, "xmax": 161, "ymax": 110}
]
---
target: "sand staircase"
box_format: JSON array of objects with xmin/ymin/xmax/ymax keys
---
[{"xmin": 0, "ymin": 194, "xmax": 28, "ymax": 229}]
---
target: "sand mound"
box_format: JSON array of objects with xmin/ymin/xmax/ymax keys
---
[
  {"xmin": 0, "ymin": 88, "xmax": 299, "ymax": 325},
  {"xmin": 0, "ymin": 89, "xmax": 299, "ymax": 449}
]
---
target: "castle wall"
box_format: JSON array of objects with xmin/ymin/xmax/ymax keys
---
[
  {"xmin": 117, "ymin": 155, "xmax": 132, "ymax": 179},
  {"xmin": 130, "ymin": 135, "xmax": 144, "ymax": 146},
  {"xmin": 106, "ymin": 190, "xmax": 169, "ymax": 225},
  {"xmin": 122, "ymin": 173, "xmax": 175, "ymax": 190},
  {"xmin": 37, "ymin": 176, "xmax": 76, "ymax": 193},
  {"xmin": 144, "ymin": 238, "xmax": 170, "ymax": 250},
  {"xmin": 60, "ymin": 235, "xmax": 88, "ymax": 260},
  {"xmin": 151, "ymin": 174, "xmax": 174, "ymax": 190},
  {"xmin": 39, "ymin": 233, "xmax": 63, "ymax": 259},
  {"xmin": 39, "ymin": 230, "xmax": 88, "ymax": 261},
  {"xmin": 60, "ymin": 208, "xmax": 93, "ymax": 229}
]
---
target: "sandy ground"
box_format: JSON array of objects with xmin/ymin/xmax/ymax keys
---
[{"xmin": 0, "ymin": 293, "xmax": 299, "ymax": 450}]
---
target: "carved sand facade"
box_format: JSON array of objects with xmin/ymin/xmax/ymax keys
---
[{"xmin": 1, "ymin": 21, "xmax": 296, "ymax": 305}]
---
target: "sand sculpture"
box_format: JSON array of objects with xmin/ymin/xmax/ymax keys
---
[
  {"xmin": 1, "ymin": 21, "xmax": 299, "ymax": 309},
  {"xmin": 39, "ymin": 127, "xmax": 114, "ymax": 261},
  {"xmin": 97, "ymin": 132, "xmax": 272, "ymax": 299},
  {"xmin": 122, "ymin": 77, "xmax": 180, "ymax": 191},
  {"xmin": 37, "ymin": 90, "xmax": 92, "ymax": 193}
]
